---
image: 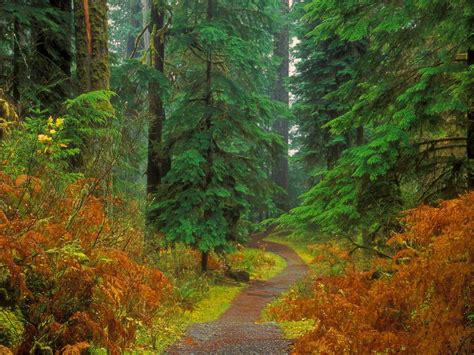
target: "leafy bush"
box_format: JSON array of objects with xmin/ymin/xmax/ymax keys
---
[
  {"xmin": 0, "ymin": 172, "xmax": 171, "ymax": 352},
  {"xmin": 152, "ymin": 244, "xmax": 211, "ymax": 310},
  {"xmin": 0, "ymin": 308, "xmax": 24, "ymax": 348},
  {"xmin": 268, "ymin": 193, "xmax": 474, "ymax": 353},
  {"xmin": 227, "ymin": 248, "xmax": 286, "ymax": 280}
]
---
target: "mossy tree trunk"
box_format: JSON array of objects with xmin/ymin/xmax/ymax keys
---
[
  {"xmin": 271, "ymin": 0, "xmax": 290, "ymax": 213},
  {"xmin": 12, "ymin": 0, "xmax": 26, "ymax": 107},
  {"xmin": 74, "ymin": 0, "xmax": 109, "ymax": 92},
  {"xmin": 200, "ymin": 0, "xmax": 215, "ymax": 273},
  {"xmin": 73, "ymin": 0, "xmax": 112, "ymax": 196},
  {"xmin": 146, "ymin": 0, "xmax": 170, "ymax": 238}
]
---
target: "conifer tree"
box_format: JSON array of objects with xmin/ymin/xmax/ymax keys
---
[
  {"xmin": 281, "ymin": 0, "xmax": 474, "ymax": 243},
  {"xmin": 153, "ymin": 0, "xmax": 279, "ymax": 271},
  {"xmin": 0, "ymin": 0, "xmax": 72, "ymax": 112}
]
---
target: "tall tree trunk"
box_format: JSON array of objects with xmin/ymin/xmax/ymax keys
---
[
  {"xmin": 467, "ymin": 49, "xmax": 474, "ymax": 190},
  {"xmin": 12, "ymin": 0, "xmax": 26, "ymax": 106},
  {"xmin": 271, "ymin": 0, "xmax": 290, "ymax": 213},
  {"xmin": 74, "ymin": 0, "xmax": 109, "ymax": 92},
  {"xmin": 73, "ymin": 0, "xmax": 112, "ymax": 197},
  {"xmin": 146, "ymin": 0, "xmax": 169, "ymax": 235},
  {"xmin": 126, "ymin": 0, "xmax": 143, "ymax": 58},
  {"xmin": 142, "ymin": 0, "xmax": 150, "ymax": 63},
  {"xmin": 201, "ymin": 0, "xmax": 214, "ymax": 273},
  {"xmin": 201, "ymin": 251, "xmax": 209, "ymax": 273}
]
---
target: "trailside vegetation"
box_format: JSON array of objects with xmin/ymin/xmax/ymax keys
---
[{"xmin": 268, "ymin": 192, "xmax": 474, "ymax": 353}]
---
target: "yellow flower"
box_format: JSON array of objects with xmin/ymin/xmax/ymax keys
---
[
  {"xmin": 38, "ymin": 134, "xmax": 52, "ymax": 143},
  {"xmin": 49, "ymin": 129, "xmax": 57, "ymax": 135},
  {"xmin": 47, "ymin": 116, "xmax": 54, "ymax": 125},
  {"xmin": 55, "ymin": 118, "xmax": 64, "ymax": 127}
]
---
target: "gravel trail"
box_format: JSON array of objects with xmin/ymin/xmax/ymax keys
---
[{"xmin": 166, "ymin": 235, "xmax": 308, "ymax": 354}]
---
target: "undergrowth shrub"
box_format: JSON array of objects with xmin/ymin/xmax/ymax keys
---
[
  {"xmin": 152, "ymin": 244, "xmax": 211, "ymax": 310},
  {"xmin": 0, "ymin": 172, "xmax": 171, "ymax": 353},
  {"xmin": 268, "ymin": 193, "xmax": 474, "ymax": 354},
  {"xmin": 226, "ymin": 247, "xmax": 283, "ymax": 280}
]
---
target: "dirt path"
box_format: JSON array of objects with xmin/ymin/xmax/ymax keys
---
[{"xmin": 167, "ymin": 235, "xmax": 308, "ymax": 354}]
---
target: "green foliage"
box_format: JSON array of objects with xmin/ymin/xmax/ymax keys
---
[
  {"xmin": 152, "ymin": 244, "xmax": 210, "ymax": 308},
  {"xmin": 0, "ymin": 110, "xmax": 78, "ymax": 183},
  {"xmin": 0, "ymin": 308, "xmax": 24, "ymax": 348},
  {"xmin": 275, "ymin": 319, "xmax": 316, "ymax": 340},
  {"xmin": 0, "ymin": 0, "xmax": 73, "ymax": 111},
  {"xmin": 63, "ymin": 90, "xmax": 116, "ymax": 149},
  {"xmin": 227, "ymin": 248, "xmax": 286, "ymax": 280},
  {"xmin": 282, "ymin": 0, "xmax": 474, "ymax": 241},
  {"xmin": 152, "ymin": 0, "xmax": 282, "ymax": 255}
]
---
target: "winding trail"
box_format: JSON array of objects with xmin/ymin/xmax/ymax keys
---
[{"xmin": 167, "ymin": 235, "xmax": 309, "ymax": 354}]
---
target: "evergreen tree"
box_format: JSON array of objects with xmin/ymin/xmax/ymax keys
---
[
  {"xmin": 289, "ymin": 1, "xmax": 360, "ymax": 173},
  {"xmin": 281, "ymin": 0, "xmax": 474, "ymax": 244},
  {"xmin": 153, "ymin": 0, "xmax": 279, "ymax": 271}
]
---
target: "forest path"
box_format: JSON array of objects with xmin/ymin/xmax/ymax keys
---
[{"xmin": 166, "ymin": 234, "xmax": 309, "ymax": 354}]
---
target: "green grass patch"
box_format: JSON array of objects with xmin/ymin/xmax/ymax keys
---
[
  {"xmin": 185, "ymin": 284, "xmax": 244, "ymax": 323},
  {"xmin": 278, "ymin": 319, "xmax": 317, "ymax": 339},
  {"xmin": 228, "ymin": 248, "xmax": 287, "ymax": 281},
  {"xmin": 264, "ymin": 235, "xmax": 315, "ymax": 265}
]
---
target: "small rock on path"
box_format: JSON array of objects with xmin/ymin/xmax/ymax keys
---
[{"xmin": 166, "ymin": 235, "xmax": 308, "ymax": 354}]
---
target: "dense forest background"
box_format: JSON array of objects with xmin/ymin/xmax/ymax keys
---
[{"xmin": 0, "ymin": 0, "xmax": 472, "ymax": 353}]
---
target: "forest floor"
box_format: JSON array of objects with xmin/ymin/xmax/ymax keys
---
[{"xmin": 166, "ymin": 235, "xmax": 308, "ymax": 354}]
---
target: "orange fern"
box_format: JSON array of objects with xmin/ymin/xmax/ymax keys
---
[{"xmin": 269, "ymin": 192, "xmax": 474, "ymax": 354}]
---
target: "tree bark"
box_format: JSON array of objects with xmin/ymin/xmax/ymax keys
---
[
  {"xmin": 467, "ymin": 49, "xmax": 474, "ymax": 190},
  {"xmin": 271, "ymin": 0, "xmax": 290, "ymax": 212},
  {"xmin": 73, "ymin": 0, "xmax": 112, "ymax": 198},
  {"xmin": 74, "ymin": 0, "xmax": 110, "ymax": 92},
  {"xmin": 12, "ymin": 0, "xmax": 26, "ymax": 106},
  {"xmin": 201, "ymin": 251, "xmax": 209, "ymax": 273},
  {"xmin": 199, "ymin": 0, "xmax": 215, "ymax": 274},
  {"xmin": 146, "ymin": 0, "xmax": 170, "ymax": 237},
  {"xmin": 142, "ymin": 0, "xmax": 150, "ymax": 63},
  {"xmin": 146, "ymin": 0, "xmax": 168, "ymax": 194}
]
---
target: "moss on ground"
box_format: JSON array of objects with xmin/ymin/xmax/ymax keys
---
[
  {"xmin": 277, "ymin": 320, "xmax": 317, "ymax": 339},
  {"xmin": 228, "ymin": 248, "xmax": 287, "ymax": 281},
  {"xmin": 264, "ymin": 235, "xmax": 315, "ymax": 265}
]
